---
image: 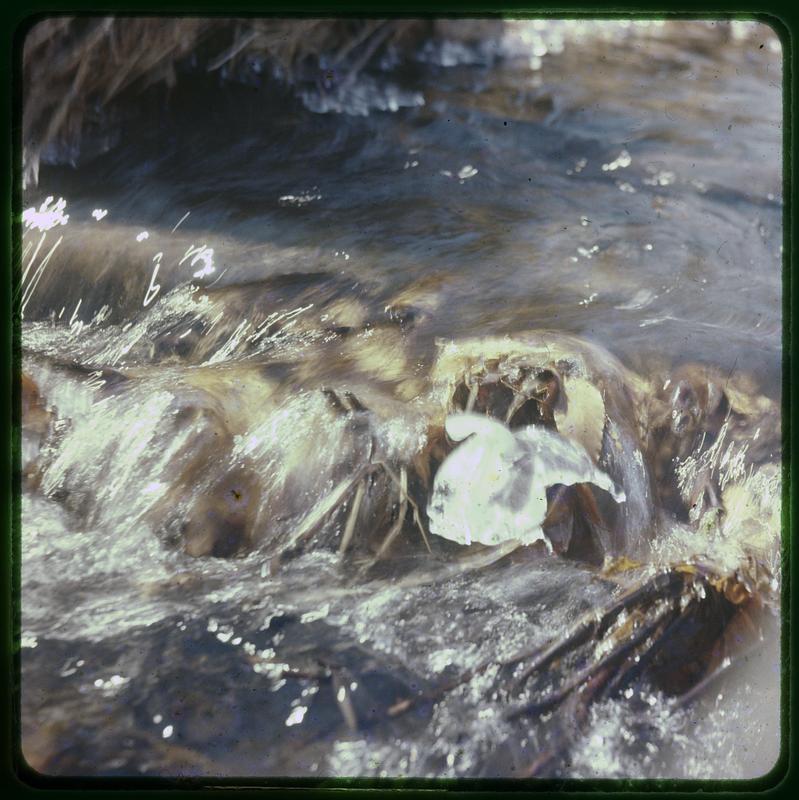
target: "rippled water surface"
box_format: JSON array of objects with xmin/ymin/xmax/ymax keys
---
[{"xmin": 19, "ymin": 19, "xmax": 783, "ymax": 780}]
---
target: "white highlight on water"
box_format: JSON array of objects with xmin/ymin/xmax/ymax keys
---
[
  {"xmin": 171, "ymin": 211, "xmax": 191, "ymax": 232},
  {"xmin": 23, "ymin": 196, "xmax": 69, "ymax": 232},
  {"xmin": 143, "ymin": 253, "xmax": 162, "ymax": 306},
  {"xmin": 179, "ymin": 243, "xmax": 216, "ymax": 279},
  {"xmin": 285, "ymin": 706, "xmax": 307, "ymax": 727},
  {"xmin": 602, "ymin": 149, "xmax": 632, "ymax": 172}
]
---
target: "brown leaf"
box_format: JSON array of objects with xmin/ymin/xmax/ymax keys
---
[{"xmin": 601, "ymin": 555, "xmax": 644, "ymax": 576}]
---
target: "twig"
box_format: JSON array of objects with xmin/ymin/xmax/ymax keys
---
[
  {"xmin": 465, "ymin": 381, "xmax": 479, "ymax": 413},
  {"xmin": 339, "ymin": 478, "xmax": 366, "ymax": 556},
  {"xmin": 372, "ymin": 459, "xmax": 432, "ymax": 553},
  {"xmin": 505, "ymin": 600, "xmax": 679, "ymax": 721},
  {"xmin": 338, "ymin": 21, "xmax": 393, "ymax": 92},
  {"xmin": 508, "ymin": 570, "xmax": 684, "ymax": 691},
  {"xmin": 279, "ymin": 466, "xmax": 371, "ymax": 555},
  {"xmin": 207, "ymin": 29, "xmax": 259, "ymax": 72},
  {"xmin": 364, "ymin": 468, "xmax": 408, "ymax": 569},
  {"xmin": 331, "ymin": 669, "xmax": 359, "ymax": 732},
  {"xmin": 332, "ymin": 19, "xmax": 383, "ymax": 66}
]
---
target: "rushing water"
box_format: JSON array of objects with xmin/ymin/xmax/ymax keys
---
[{"xmin": 18, "ymin": 19, "xmax": 782, "ymax": 780}]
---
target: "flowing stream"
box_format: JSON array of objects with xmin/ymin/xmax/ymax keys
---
[{"xmin": 19, "ymin": 19, "xmax": 782, "ymax": 779}]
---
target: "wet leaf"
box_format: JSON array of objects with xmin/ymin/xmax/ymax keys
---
[
  {"xmin": 554, "ymin": 376, "xmax": 606, "ymax": 463},
  {"xmin": 710, "ymin": 576, "xmax": 752, "ymax": 605},
  {"xmin": 427, "ymin": 414, "xmax": 623, "ymax": 548}
]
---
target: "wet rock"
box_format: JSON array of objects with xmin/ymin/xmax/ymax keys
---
[
  {"xmin": 180, "ymin": 466, "xmax": 263, "ymax": 557},
  {"xmin": 20, "ymin": 372, "xmax": 53, "ymax": 489},
  {"xmin": 425, "ymin": 333, "xmax": 656, "ymax": 561},
  {"xmin": 646, "ymin": 361, "xmax": 780, "ymax": 521}
]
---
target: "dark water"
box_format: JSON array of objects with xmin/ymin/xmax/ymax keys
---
[{"xmin": 19, "ymin": 20, "xmax": 782, "ymax": 779}]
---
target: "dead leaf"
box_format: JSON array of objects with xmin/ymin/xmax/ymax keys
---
[
  {"xmin": 601, "ymin": 555, "xmax": 644, "ymax": 576},
  {"xmin": 554, "ymin": 375, "xmax": 606, "ymax": 462}
]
